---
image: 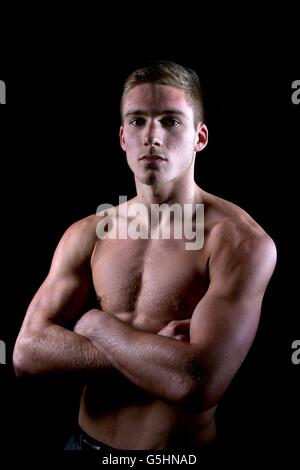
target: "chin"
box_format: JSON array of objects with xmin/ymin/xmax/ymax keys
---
[{"xmin": 139, "ymin": 172, "xmax": 172, "ymax": 186}]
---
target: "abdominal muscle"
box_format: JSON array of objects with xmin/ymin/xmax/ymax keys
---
[
  {"xmin": 79, "ymin": 385, "xmax": 216, "ymax": 450},
  {"xmin": 78, "ymin": 311, "xmax": 217, "ymax": 450}
]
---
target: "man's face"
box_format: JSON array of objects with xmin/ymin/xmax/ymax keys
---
[{"xmin": 120, "ymin": 84, "xmax": 207, "ymax": 185}]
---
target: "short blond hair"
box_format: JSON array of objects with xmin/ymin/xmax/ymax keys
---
[{"xmin": 121, "ymin": 60, "xmax": 204, "ymax": 128}]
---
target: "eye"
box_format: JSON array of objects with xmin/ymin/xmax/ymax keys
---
[
  {"xmin": 160, "ymin": 118, "xmax": 180, "ymax": 128},
  {"xmin": 129, "ymin": 118, "xmax": 145, "ymax": 127}
]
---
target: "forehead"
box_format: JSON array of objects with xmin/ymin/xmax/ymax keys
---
[{"xmin": 123, "ymin": 84, "xmax": 193, "ymax": 117}]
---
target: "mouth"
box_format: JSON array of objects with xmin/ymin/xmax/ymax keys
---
[{"xmin": 139, "ymin": 154, "xmax": 167, "ymax": 162}]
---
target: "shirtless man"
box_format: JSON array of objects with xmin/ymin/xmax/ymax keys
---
[{"xmin": 13, "ymin": 61, "xmax": 277, "ymax": 451}]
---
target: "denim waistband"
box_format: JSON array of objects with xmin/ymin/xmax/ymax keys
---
[{"xmin": 75, "ymin": 426, "xmax": 120, "ymax": 451}]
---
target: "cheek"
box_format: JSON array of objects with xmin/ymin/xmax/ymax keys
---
[
  {"xmin": 168, "ymin": 132, "xmax": 194, "ymax": 151},
  {"xmin": 124, "ymin": 130, "xmax": 140, "ymax": 149}
]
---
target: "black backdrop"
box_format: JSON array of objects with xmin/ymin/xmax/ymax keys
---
[{"xmin": 0, "ymin": 41, "xmax": 299, "ymax": 463}]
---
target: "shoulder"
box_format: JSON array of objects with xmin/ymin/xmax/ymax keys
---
[
  {"xmin": 61, "ymin": 214, "xmax": 99, "ymax": 246},
  {"xmin": 53, "ymin": 215, "xmax": 99, "ymax": 269},
  {"xmin": 202, "ymin": 191, "xmax": 277, "ymax": 285},
  {"xmin": 202, "ymin": 189, "xmax": 275, "ymax": 248},
  {"xmin": 211, "ymin": 219, "xmax": 276, "ymax": 270}
]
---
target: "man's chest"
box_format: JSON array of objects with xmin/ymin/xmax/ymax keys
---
[{"xmin": 91, "ymin": 237, "xmax": 209, "ymax": 331}]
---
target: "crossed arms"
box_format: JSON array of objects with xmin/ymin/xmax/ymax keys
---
[{"xmin": 13, "ymin": 217, "xmax": 277, "ymax": 412}]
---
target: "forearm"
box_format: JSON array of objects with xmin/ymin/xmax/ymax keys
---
[
  {"xmin": 86, "ymin": 313, "xmax": 198, "ymax": 404},
  {"xmin": 13, "ymin": 322, "xmax": 114, "ymax": 377}
]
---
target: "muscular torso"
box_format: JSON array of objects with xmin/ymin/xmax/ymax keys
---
[{"xmin": 78, "ymin": 192, "xmax": 254, "ymax": 449}]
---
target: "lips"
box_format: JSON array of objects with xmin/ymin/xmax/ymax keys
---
[{"xmin": 140, "ymin": 155, "xmax": 166, "ymax": 161}]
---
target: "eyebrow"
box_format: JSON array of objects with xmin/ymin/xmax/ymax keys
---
[{"xmin": 124, "ymin": 109, "xmax": 186, "ymax": 118}]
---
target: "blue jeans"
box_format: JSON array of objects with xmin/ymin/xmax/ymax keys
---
[{"xmin": 64, "ymin": 426, "xmax": 120, "ymax": 451}]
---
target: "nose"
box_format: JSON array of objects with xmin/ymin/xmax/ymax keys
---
[{"xmin": 143, "ymin": 121, "xmax": 162, "ymax": 147}]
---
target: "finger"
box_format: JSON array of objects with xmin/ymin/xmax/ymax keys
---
[{"xmin": 174, "ymin": 334, "xmax": 190, "ymax": 342}]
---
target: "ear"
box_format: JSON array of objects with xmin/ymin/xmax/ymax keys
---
[
  {"xmin": 195, "ymin": 123, "xmax": 208, "ymax": 152},
  {"xmin": 120, "ymin": 126, "xmax": 126, "ymax": 151}
]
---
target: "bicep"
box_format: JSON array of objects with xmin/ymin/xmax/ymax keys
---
[
  {"xmin": 24, "ymin": 270, "xmax": 91, "ymax": 331},
  {"xmin": 189, "ymin": 288, "xmax": 262, "ymax": 397},
  {"xmin": 20, "ymin": 220, "xmax": 95, "ymax": 333},
  {"xmin": 188, "ymin": 232, "xmax": 276, "ymax": 402}
]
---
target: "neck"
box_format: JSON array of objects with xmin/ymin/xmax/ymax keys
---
[{"xmin": 134, "ymin": 167, "xmax": 200, "ymax": 208}]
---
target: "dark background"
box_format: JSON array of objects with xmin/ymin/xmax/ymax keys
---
[{"xmin": 0, "ymin": 32, "xmax": 299, "ymax": 463}]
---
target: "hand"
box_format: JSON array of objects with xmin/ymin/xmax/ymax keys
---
[
  {"xmin": 157, "ymin": 319, "xmax": 191, "ymax": 342},
  {"xmin": 73, "ymin": 309, "xmax": 103, "ymax": 337}
]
